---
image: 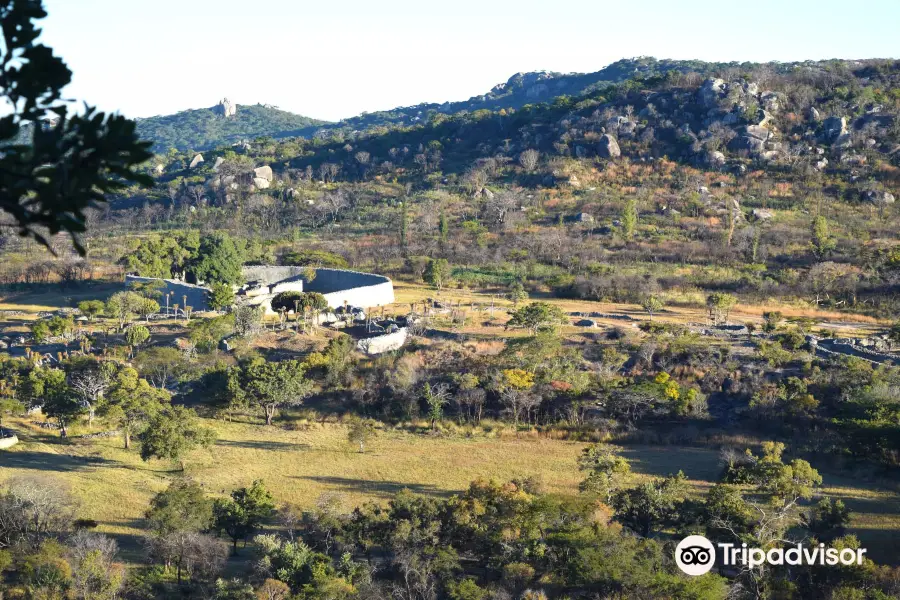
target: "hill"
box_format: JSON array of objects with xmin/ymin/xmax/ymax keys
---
[
  {"xmin": 334, "ymin": 57, "xmax": 727, "ymax": 131},
  {"xmin": 133, "ymin": 58, "xmax": 753, "ymax": 152},
  {"xmin": 135, "ymin": 100, "xmax": 328, "ymax": 152}
]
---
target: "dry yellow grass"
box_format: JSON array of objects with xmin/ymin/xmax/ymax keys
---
[
  {"xmin": 389, "ymin": 280, "xmax": 884, "ymax": 338},
  {"xmin": 2, "ymin": 417, "xmax": 898, "ymax": 564}
]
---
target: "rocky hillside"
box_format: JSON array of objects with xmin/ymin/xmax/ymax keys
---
[
  {"xmin": 133, "ymin": 59, "xmax": 743, "ymax": 152},
  {"xmin": 135, "ymin": 99, "xmax": 328, "ymax": 152}
]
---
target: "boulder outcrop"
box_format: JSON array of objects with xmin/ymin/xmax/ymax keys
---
[{"xmin": 598, "ymin": 134, "xmax": 621, "ymax": 158}]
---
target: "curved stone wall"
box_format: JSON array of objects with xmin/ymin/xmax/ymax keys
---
[
  {"xmin": 304, "ymin": 269, "xmax": 395, "ymax": 309},
  {"xmin": 0, "ymin": 435, "xmax": 19, "ymax": 449},
  {"xmin": 125, "ymin": 276, "xmax": 211, "ymax": 312}
]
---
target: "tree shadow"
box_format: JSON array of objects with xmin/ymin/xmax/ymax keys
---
[
  {"xmin": 0, "ymin": 450, "xmax": 118, "ymax": 472},
  {"xmin": 216, "ymin": 439, "xmax": 310, "ymax": 452},
  {"xmin": 617, "ymin": 445, "xmax": 722, "ymax": 482},
  {"xmin": 296, "ymin": 476, "xmax": 451, "ymax": 499}
]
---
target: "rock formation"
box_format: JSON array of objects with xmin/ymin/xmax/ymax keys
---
[
  {"xmin": 215, "ymin": 98, "xmax": 237, "ymax": 118},
  {"xmin": 598, "ymin": 134, "xmax": 621, "ymax": 158}
]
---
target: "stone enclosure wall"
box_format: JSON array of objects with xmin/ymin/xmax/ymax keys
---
[
  {"xmin": 304, "ymin": 269, "xmax": 395, "ymax": 309},
  {"xmin": 126, "ymin": 267, "xmax": 394, "ymax": 316},
  {"xmin": 125, "ymin": 276, "xmax": 211, "ymax": 312}
]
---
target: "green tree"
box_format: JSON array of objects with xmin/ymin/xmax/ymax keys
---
[
  {"xmin": 188, "ymin": 314, "xmax": 234, "ymax": 353},
  {"xmin": 212, "ymin": 480, "xmax": 275, "ymax": 553},
  {"xmin": 208, "ymin": 283, "xmax": 236, "ymax": 311},
  {"xmin": 125, "ymin": 324, "xmax": 150, "ymax": 355},
  {"xmin": 77, "ymin": 300, "xmax": 105, "ymax": 322},
  {"xmin": 754, "ymin": 441, "xmax": 822, "ymax": 507},
  {"xmin": 138, "ymin": 405, "xmax": 216, "ymax": 470},
  {"xmin": 802, "ymin": 497, "xmax": 851, "ymax": 542},
  {"xmin": 810, "ymin": 215, "xmax": 836, "ymax": 258},
  {"xmin": 190, "ymin": 233, "xmax": 244, "ymax": 286},
  {"xmin": 31, "ymin": 368, "xmax": 79, "ymax": 436},
  {"xmin": 233, "ymin": 359, "xmax": 313, "ymax": 426},
  {"xmin": 422, "ymin": 382, "xmax": 450, "ymax": 430},
  {"xmin": 438, "ymin": 208, "xmax": 449, "ymax": 245},
  {"xmin": 102, "ymin": 366, "xmax": 170, "ymax": 448},
  {"xmin": 347, "ymin": 418, "xmax": 377, "ymax": 453},
  {"xmin": 507, "ymin": 281, "xmax": 528, "ymax": 305},
  {"xmin": 612, "ymin": 471, "xmax": 687, "ymax": 537},
  {"xmin": 105, "ymin": 291, "xmax": 144, "ymax": 328},
  {"xmin": 578, "ymin": 444, "xmax": 632, "ymax": 504},
  {"xmin": 640, "ymin": 294, "xmax": 664, "ymax": 321},
  {"xmin": 233, "ymin": 304, "xmax": 264, "ymax": 337},
  {"xmin": 706, "ymin": 292, "xmax": 738, "ymax": 326},
  {"xmin": 621, "ymin": 199, "xmax": 638, "ymax": 240},
  {"xmin": 136, "ymin": 297, "xmax": 160, "ymax": 322},
  {"xmin": 0, "ymin": 0, "xmax": 152, "ymax": 254},
  {"xmin": 506, "ymin": 302, "xmax": 567, "ymax": 335},
  {"xmin": 31, "ymin": 319, "xmax": 50, "ymax": 343},
  {"xmin": 423, "ymin": 258, "xmax": 452, "ymax": 290},
  {"xmin": 0, "ymin": 395, "xmax": 24, "ymax": 431},
  {"xmin": 145, "ymin": 478, "xmax": 213, "ymax": 536}
]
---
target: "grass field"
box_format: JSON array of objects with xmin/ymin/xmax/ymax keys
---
[{"xmin": 1, "ymin": 416, "xmax": 898, "ymax": 565}]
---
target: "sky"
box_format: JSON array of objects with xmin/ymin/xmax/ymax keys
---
[{"xmin": 40, "ymin": 0, "xmax": 900, "ymax": 123}]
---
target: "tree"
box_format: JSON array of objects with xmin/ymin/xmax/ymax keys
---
[
  {"xmin": 77, "ymin": 300, "xmax": 105, "ymax": 322},
  {"xmin": 802, "ymin": 497, "xmax": 851, "ymax": 542},
  {"xmin": 0, "ymin": 0, "xmax": 152, "ymax": 254},
  {"xmin": 68, "ymin": 367, "xmax": 110, "ymax": 426},
  {"xmin": 234, "ymin": 359, "xmax": 313, "ymax": 426},
  {"xmin": 507, "ymin": 281, "xmax": 528, "ymax": 305},
  {"xmin": 612, "ymin": 471, "xmax": 687, "ymax": 537},
  {"xmin": 136, "ymin": 297, "xmax": 160, "ymax": 322},
  {"xmin": 621, "ymin": 199, "xmax": 638, "ymax": 240},
  {"xmin": 233, "ymin": 304, "xmax": 264, "ymax": 337},
  {"xmin": 124, "ymin": 324, "xmax": 150, "ymax": 355},
  {"xmin": 423, "ymin": 258, "xmax": 452, "ymax": 290},
  {"xmin": 578, "ymin": 444, "xmax": 632, "ymax": 504},
  {"xmin": 0, "ymin": 475, "xmax": 76, "ymax": 550},
  {"xmin": 212, "ymin": 480, "xmax": 275, "ymax": 553},
  {"xmin": 67, "ymin": 531, "xmax": 125, "ymax": 600},
  {"xmin": 0, "ymin": 395, "xmax": 24, "ymax": 431},
  {"xmin": 506, "ymin": 302, "xmax": 567, "ymax": 335},
  {"xmin": 145, "ymin": 479, "xmax": 213, "ymax": 537},
  {"xmin": 422, "ymin": 382, "xmax": 450, "ymax": 430},
  {"xmin": 138, "ymin": 406, "xmax": 215, "ymax": 470},
  {"xmin": 36, "ymin": 369, "xmax": 81, "ymax": 436},
  {"xmin": 30, "ymin": 319, "xmax": 50, "ymax": 343},
  {"xmin": 105, "ymin": 291, "xmax": 144, "ymax": 329},
  {"xmin": 208, "ymin": 283, "xmax": 236, "ymax": 311},
  {"xmin": 347, "ymin": 418, "xmax": 377, "ymax": 453},
  {"xmin": 190, "ymin": 233, "xmax": 244, "ymax": 286},
  {"xmin": 102, "ymin": 366, "xmax": 169, "ymax": 448},
  {"xmin": 706, "ymin": 292, "xmax": 737, "ymax": 326},
  {"xmin": 518, "ymin": 149, "xmax": 539, "ymax": 172},
  {"xmin": 438, "ymin": 208, "xmax": 449, "ymax": 245},
  {"xmin": 810, "ymin": 215, "xmax": 836, "ymax": 258},
  {"xmin": 640, "ymin": 295, "xmax": 664, "ymax": 321}
]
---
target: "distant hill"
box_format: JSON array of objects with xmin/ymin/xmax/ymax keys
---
[
  {"xmin": 135, "ymin": 58, "xmax": 822, "ymax": 153},
  {"xmin": 136, "ymin": 102, "xmax": 328, "ymax": 152},
  {"xmin": 333, "ymin": 57, "xmax": 728, "ymax": 131}
]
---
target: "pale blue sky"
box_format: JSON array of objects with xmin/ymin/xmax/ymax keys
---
[{"xmin": 41, "ymin": 0, "xmax": 900, "ymax": 122}]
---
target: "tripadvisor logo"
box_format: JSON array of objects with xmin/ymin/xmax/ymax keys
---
[
  {"xmin": 675, "ymin": 535, "xmax": 868, "ymax": 576},
  {"xmin": 676, "ymin": 535, "xmax": 716, "ymax": 576}
]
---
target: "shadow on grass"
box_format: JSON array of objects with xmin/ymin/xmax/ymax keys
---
[
  {"xmin": 216, "ymin": 440, "xmax": 311, "ymax": 452},
  {"xmin": 296, "ymin": 476, "xmax": 451, "ymax": 499},
  {"xmin": 617, "ymin": 445, "xmax": 722, "ymax": 482},
  {"xmin": 820, "ymin": 489, "xmax": 900, "ymax": 516},
  {"xmin": 0, "ymin": 450, "xmax": 118, "ymax": 472}
]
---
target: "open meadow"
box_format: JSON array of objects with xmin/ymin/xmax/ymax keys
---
[{"xmin": 2, "ymin": 415, "xmax": 898, "ymax": 565}]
